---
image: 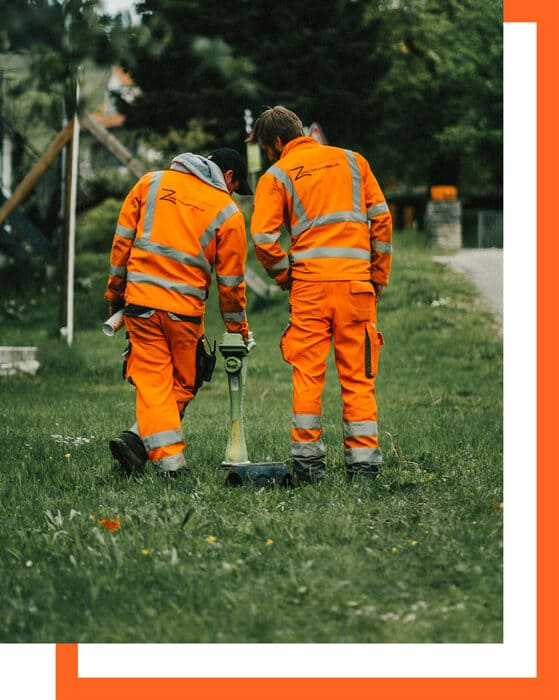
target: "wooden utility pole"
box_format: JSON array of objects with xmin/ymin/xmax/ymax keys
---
[
  {"xmin": 0, "ymin": 121, "xmax": 73, "ymax": 228},
  {"xmin": 82, "ymin": 113, "xmax": 146, "ymax": 179}
]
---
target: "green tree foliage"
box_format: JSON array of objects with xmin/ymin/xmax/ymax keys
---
[
  {"xmin": 116, "ymin": 0, "xmax": 501, "ymax": 197},
  {"xmin": 369, "ymin": 0, "xmax": 503, "ymax": 194},
  {"xmin": 115, "ymin": 0, "xmax": 258, "ymax": 149},
  {"xmin": 0, "ymin": 1, "xmax": 123, "ymax": 237},
  {"xmin": 2, "ymin": 0, "xmax": 502, "ymax": 198},
  {"xmin": 1, "ymin": 0, "xmax": 117, "ymax": 124},
  {"xmin": 76, "ymin": 196, "xmax": 122, "ymax": 252}
]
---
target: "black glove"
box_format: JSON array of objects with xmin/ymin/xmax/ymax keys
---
[{"xmin": 109, "ymin": 290, "xmax": 125, "ymax": 317}]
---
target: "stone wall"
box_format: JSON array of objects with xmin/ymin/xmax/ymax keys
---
[{"xmin": 425, "ymin": 199, "xmax": 462, "ymax": 249}]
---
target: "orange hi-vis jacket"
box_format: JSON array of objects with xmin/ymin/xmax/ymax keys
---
[
  {"xmin": 251, "ymin": 136, "xmax": 392, "ymax": 287},
  {"xmin": 105, "ymin": 153, "xmax": 248, "ymax": 337}
]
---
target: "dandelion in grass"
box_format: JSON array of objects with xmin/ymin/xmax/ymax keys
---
[
  {"xmin": 141, "ymin": 549, "xmax": 150, "ymax": 556},
  {"xmin": 266, "ymin": 538, "xmax": 273, "ymax": 546},
  {"xmin": 391, "ymin": 546, "xmax": 398, "ymax": 553},
  {"xmin": 207, "ymin": 535, "xmax": 217, "ymax": 544},
  {"xmin": 65, "ymin": 453, "xmax": 71, "ymax": 460},
  {"xmin": 411, "ymin": 540, "xmax": 418, "ymax": 546},
  {"xmin": 99, "ymin": 518, "xmax": 120, "ymax": 531}
]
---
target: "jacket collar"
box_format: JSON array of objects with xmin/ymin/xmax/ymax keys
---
[
  {"xmin": 280, "ymin": 136, "xmax": 317, "ymax": 158},
  {"xmin": 169, "ymin": 153, "xmax": 229, "ymax": 193}
]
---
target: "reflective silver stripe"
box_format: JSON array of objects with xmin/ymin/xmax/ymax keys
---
[
  {"xmin": 291, "ymin": 211, "xmax": 367, "ymax": 237},
  {"xmin": 223, "ymin": 310, "xmax": 247, "ymax": 322},
  {"xmin": 268, "ymin": 256, "xmax": 290, "ymax": 274},
  {"xmin": 253, "ymin": 232, "xmax": 281, "ymax": 245},
  {"xmin": 272, "ymin": 153, "xmax": 365, "ymax": 239},
  {"xmin": 343, "ymin": 420, "xmax": 378, "ymax": 438},
  {"xmin": 116, "ymin": 224, "xmax": 135, "ymax": 239},
  {"xmin": 343, "ymin": 149, "xmax": 362, "ymax": 211},
  {"xmin": 290, "ymin": 439, "xmax": 326, "ymax": 458},
  {"xmin": 127, "ymin": 271, "xmax": 206, "ymax": 300},
  {"xmin": 268, "ymin": 165, "xmax": 294, "ymax": 197},
  {"xmin": 199, "ymin": 202, "xmax": 239, "ymax": 249},
  {"xmin": 344, "ymin": 447, "xmax": 383, "ymax": 465},
  {"xmin": 293, "ymin": 413, "xmax": 322, "ymax": 430},
  {"xmin": 268, "ymin": 165, "xmax": 308, "ymax": 227},
  {"xmin": 291, "ymin": 246, "xmax": 370, "ymax": 262},
  {"xmin": 152, "ymin": 452, "xmax": 187, "ymax": 473},
  {"xmin": 373, "ymin": 241, "xmax": 393, "ymax": 254},
  {"xmin": 217, "ymin": 274, "xmax": 244, "ymax": 286},
  {"xmin": 143, "ymin": 429, "xmax": 184, "ymax": 451},
  {"xmin": 142, "ymin": 171, "xmax": 164, "ymax": 242},
  {"xmin": 109, "ymin": 264, "xmax": 126, "ymax": 277},
  {"xmin": 134, "ymin": 238, "xmax": 211, "ymax": 273},
  {"xmin": 368, "ymin": 202, "xmax": 390, "ymax": 218}
]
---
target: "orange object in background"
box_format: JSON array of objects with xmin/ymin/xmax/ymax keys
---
[{"xmin": 430, "ymin": 185, "xmax": 458, "ymax": 200}]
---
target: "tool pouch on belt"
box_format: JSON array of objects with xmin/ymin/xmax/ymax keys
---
[
  {"xmin": 195, "ymin": 336, "xmax": 217, "ymax": 388},
  {"xmin": 122, "ymin": 333, "xmax": 134, "ymax": 384}
]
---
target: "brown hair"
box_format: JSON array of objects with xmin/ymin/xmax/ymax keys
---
[{"xmin": 252, "ymin": 105, "xmax": 305, "ymax": 148}]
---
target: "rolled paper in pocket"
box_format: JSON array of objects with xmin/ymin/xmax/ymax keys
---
[{"xmin": 102, "ymin": 309, "xmax": 125, "ymax": 336}]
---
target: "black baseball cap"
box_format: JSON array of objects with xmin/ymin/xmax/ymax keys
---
[{"xmin": 207, "ymin": 148, "xmax": 252, "ymax": 195}]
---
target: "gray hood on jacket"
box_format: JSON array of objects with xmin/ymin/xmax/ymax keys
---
[{"xmin": 169, "ymin": 153, "xmax": 229, "ymax": 193}]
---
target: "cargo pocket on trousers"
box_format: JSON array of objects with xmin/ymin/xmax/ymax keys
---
[
  {"xmin": 349, "ymin": 280, "xmax": 375, "ymax": 323},
  {"xmin": 279, "ymin": 323, "xmax": 292, "ymax": 364},
  {"xmin": 365, "ymin": 327, "xmax": 384, "ymax": 379}
]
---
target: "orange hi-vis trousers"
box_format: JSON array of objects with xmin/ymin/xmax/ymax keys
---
[
  {"xmin": 123, "ymin": 310, "xmax": 204, "ymax": 473},
  {"xmin": 280, "ymin": 279, "xmax": 384, "ymax": 478}
]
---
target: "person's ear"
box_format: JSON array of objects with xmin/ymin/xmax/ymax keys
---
[{"xmin": 223, "ymin": 169, "xmax": 237, "ymax": 193}]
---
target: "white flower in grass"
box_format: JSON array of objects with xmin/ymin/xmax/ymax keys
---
[
  {"xmin": 51, "ymin": 434, "xmax": 95, "ymax": 446},
  {"xmin": 380, "ymin": 612, "xmax": 401, "ymax": 622}
]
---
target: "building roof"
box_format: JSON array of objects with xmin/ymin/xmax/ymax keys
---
[{"xmin": 91, "ymin": 66, "xmax": 138, "ymax": 129}]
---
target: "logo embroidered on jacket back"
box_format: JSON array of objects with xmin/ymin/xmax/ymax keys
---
[{"xmin": 159, "ymin": 188, "xmax": 177, "ymax": 203}]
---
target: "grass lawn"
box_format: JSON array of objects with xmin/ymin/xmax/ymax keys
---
[{"xmin": 0, "ymin": 230, "xmax": 503, "ymax": 643}]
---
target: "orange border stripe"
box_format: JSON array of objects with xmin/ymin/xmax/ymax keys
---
[{"xmin": 55, "ymin": 643, "xmax": 539, "ymax": 700}]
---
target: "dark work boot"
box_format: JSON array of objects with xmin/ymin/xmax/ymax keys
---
[
  {"xmin": 109, "ymin": 430, "xmax": 148, "ymax": 476},
  {"xmin": 347, "ymin": 463, "xmax": 381, "ymax": 481},
  {"xmin": 293, "ymin": 460, "xmax": 326, "ymax": 485}
]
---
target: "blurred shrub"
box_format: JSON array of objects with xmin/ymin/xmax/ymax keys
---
[
  {"xmin": 77, "ymin": 198, "xmax": 122, "ymax": 253},
  {"xmin": 78, "ymin": 170, "xmax": 136, "ymax": 212}
]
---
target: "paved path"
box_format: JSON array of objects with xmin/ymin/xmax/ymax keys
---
[{"xmin": 433, "ymin": 248, "xmax": 503, "ymax": 328}]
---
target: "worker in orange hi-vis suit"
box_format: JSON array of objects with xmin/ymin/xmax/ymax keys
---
[
  {"xmin": 104, "ymin": 148, "xmax": 255, "ymax": 477},
  {"xmin": 250, "ymin": 106, "xmax": 392, "ymax": 484}
]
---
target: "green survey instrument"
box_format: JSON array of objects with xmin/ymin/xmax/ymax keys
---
[{"xmin": 219, "ymin": 332, "xmax": 291, "ymax": 488}]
